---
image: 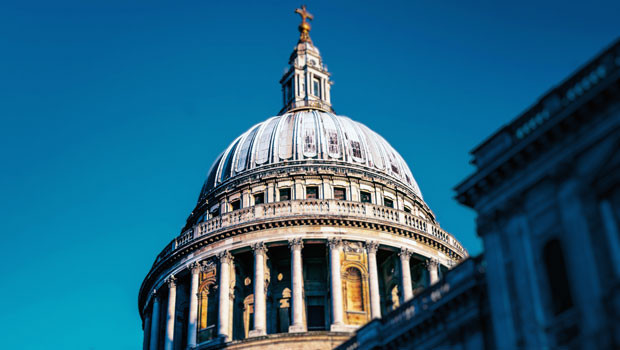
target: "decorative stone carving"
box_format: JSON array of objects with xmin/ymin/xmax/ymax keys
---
[
  {"xmin": 289, "ymin": 237, "xmax": 304, "ymax": 250},
  {"xmin": 217, "ymin": 251, "xmax": 234, "ymax": 264},
  {"xmin": 327, "ymin": 237, "xmax": 342, "ymax": 249},
  {"xmin": 166, "ymin": 275, "xmax": 176, "ymax": 288},
  {"xmin": 399, "ymin": 248, "xmax": 412, "ymax": 260},
  {"xmin": 252, "ymin": 242, "xmax": 268, "ymax": 255},
  {"xmin": 365, "ymin": 241, "xmax": 379, "ymax": 254},
  {"xmin": 343, "ymin": 240, "xmax": 364, "ymax": 253},
  {"xmin": 425, "ymin": 258, "xmax": 439, "ymax": 270}
]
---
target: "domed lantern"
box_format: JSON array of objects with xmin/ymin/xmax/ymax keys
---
[{"xmin": 138, "ymin": 6, "xmax": 467, "ymax": 350}]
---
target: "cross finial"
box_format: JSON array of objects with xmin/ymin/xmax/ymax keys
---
[{"xmin": 295, "ymin": 5, "xmax": 314, "ymax": 43}]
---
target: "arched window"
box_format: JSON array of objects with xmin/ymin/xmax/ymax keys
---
[
  {"xmin": 197, "ymin": 283, "xmax": 218, "ymax": 343},
  {"xmin": 344, "ymin": 267, "xmax": 364, "ymax": 312},
  {"xmin": 543, "ymin": 239, "xmax": 574, "ymax": 315}
]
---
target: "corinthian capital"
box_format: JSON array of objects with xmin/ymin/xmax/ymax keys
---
[
  {"xmin": 188, "ymin": 262, "xmax": 201, "ymax": 274},
  {"xmin": 399, "ymin": 248, "xmax": 412, "ymax": 260},
  {"xmin": 365, "ymin": 241, "xmax": 379, "ymax": 254},
  {"xmin": 166, "ymin": 275, "xmax": 176, "ymax": 288},
  {"xmin": 425, "ymin": 258, "xmax": 439, "ymax": 270},
  {"xmin": 289, "ymin": 238, "xmax": 304, "ymax": 250},
  {"xmin": 327, "ymin": 237, "xmax": 342, "ymax": 249},
  {"xmin": 251, "ymin": 242, "xmax": 268, "ymax": 255},
  {"xmin": 217, "ymin": 251, "xmax": 234, "ymax": 264}
]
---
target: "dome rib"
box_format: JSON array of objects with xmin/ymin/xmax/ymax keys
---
[{"xmin": 200, "ymin": 111, "xmax": 423, "ymax": 200}]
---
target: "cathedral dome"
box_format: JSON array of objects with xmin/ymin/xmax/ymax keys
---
[{"xmin": 200, "ymin": 111, "xmax": 422, "ymax": 200}]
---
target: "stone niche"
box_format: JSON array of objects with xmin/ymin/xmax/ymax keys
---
[{"xmin": 340, "ymin": 241, "xmax": 370, "ymax": 325}]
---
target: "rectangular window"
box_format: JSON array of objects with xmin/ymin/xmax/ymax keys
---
[
  {"xmin": 254, "ymin": 193, "xmax": 264, "ymax": 205},
  {"xmin": 306, "ymin": 186, "xmax": 319, "ymax": 199},
  {"xmin": 313, "ymin": 77, "xmax": 321, "ymax": 97},
  {"xmin": 286, "ymin": 79, "xmax": 293, "ymax": 101},
  {"xmin": 279, "ymin": 188, "xmax": 291, "ymax": 201},
  {"xmin": 334, "ymin": 187, "xmax": 346, "ymax": 200},
  {"xmin": 351, "ymin": 141, "xmax": 362, "ymax": 158},
  {"xmin": 307, "ymin": 296, "xmax": 326, "ymax": 330},
  {"xmin": 360, "ymin": 191, "xmax": 371, "ymax": 203},
  {"xmin": 230, "ymin": 200, "xmax": 240, "ymax": 211},
  {"xmin": 384, "ymin": 198, "xmax": 394, "ymax": 208},
  {"xmin": 404, "ymin": 206, "xmax": 411, "ymax": 213}
]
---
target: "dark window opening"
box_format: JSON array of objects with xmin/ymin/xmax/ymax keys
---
[
  {"xmin": 210, "ymin": 207, "xmax": 220, "ymax": 218},
  {"xmin": 384, "ymin": 198, "xmax": 394, "ymax": 208},
  {"xmin": 306, "ymin": 186, "xmax": 319, "ymax": 199},
  {"xmin": 543, "ymin": 239, "xmax": 574, "ymax": 315},
  {"xmin": 254, "ymin": 193, "xmax": 264, "ymax": 205},
  {"xmin": 313, "ymin": 77, "xmax": 321, "ymax": 97},
  {"xmin": 307, "ymin": 296, "xmax": 326, "ymax": 330},
  {"xmin": 404, "ymin": 206, "xmax": 411, "ymax": 213},
  {"xmin": 360, "ymin": 191, "xmax": 371, "ymax": 203},
  {"xmin": 334, "ymin": 187, "xmax": 346, "ymax": 200},
  {"xmin": 230, "ymin": 200, "xmax": 240, "ymax": 211},
  {"xmin": 279, "ymin": 188, "xmax": 291, "ymax": 201}
]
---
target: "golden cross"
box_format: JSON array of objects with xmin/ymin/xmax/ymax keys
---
[{"xmin": 295, "ymin": 5, "xmax": 313, "ymax": 24}]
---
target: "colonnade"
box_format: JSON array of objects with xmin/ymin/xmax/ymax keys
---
[{"xmin": 142, "ymin": 239, "xmax": 442, "ymax": 349}]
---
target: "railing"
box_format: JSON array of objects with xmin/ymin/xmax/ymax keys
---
[{"xmin": 154, "ymin": 199, "xmax": 467, "ymax": 265}]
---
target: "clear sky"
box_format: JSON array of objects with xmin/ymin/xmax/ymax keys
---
[{"xmin": 0, "ymin": 1, "xmax": 618, "ymax": 349}]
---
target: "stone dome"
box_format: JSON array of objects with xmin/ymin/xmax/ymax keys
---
[{"xmin": 200, "ymin": 110, "xmax": 423, "ymax": 200}]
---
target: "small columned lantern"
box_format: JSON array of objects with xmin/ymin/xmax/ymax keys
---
[{"xmin": 279, "ymin": 5, "xmax": 333, "ymax": 114}]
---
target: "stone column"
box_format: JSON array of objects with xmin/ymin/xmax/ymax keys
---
[
  {"xmin": 149, "ymin": 290, "xmax": 161, "ymax": 350},
  {"xmin": 142, "ymin": 310, "xmax": 152, "ymax": 350},
  {"xmin": 289, "ymin": 238, "xmax": 306, "ymax": 332},
  {"xmin": 187, "ymin": 263, "xmax": 200, "ymax": 348},
  {"xmin": 249, "ymin": 243, "xmax": 267, "ymax": 337},
  {"xmin": 426, "ymin": 259, "xmax": 439, "ymax": 285},
  {"xmin": 399, "ymin": 248, "xmax": 413, "ymax": 302},
  {"xmin": 217, "ymin": 251, "xmax": 233, "ymax": 341},
  {"xmin": 600, "ymin": 200, "xmax": 620, "ymax": 277},
  {"xmin": 366, "ymin": 241, "xmax": 381, "ymax": 319},
  {"xmin": 328, "ymin": 238, "xmax": 345, "ymax": 330},
  {"xmin": 164, "ymin": 276, "xmax": 176, "ymax": 350}
]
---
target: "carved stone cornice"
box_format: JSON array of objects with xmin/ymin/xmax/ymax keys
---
[
  {"xmin": 288, "ymin": 238, "xmax": 304, "ymax": 250},
  {"xmin": 399, "ymin": 248, "xmax": 412, "ymax": 260},
  {"xmin": 217, "ymin": 251, "xmax": 234, "ymax": 264},
  {"xmin": 251, "ymin": 242, "xmax": 268, "ymax": 255},
  {"xmin": 365, "ymin": 240, "xmax": 379, "ymax": 254}
]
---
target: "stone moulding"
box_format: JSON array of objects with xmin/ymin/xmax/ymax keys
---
[{"xmin": 138, "ymin": 201, "xmax": 468, "ymax": 309}]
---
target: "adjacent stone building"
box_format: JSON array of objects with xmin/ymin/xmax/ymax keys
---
[
  {"xmin": 340, "ymin": 38, "xmax": 620, "ymax": 350},
  {"xmin": 137, "ymin": 7, "xmax": 467, "ymax": 350}
]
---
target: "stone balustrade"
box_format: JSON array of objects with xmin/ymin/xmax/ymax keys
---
[{"xmin": 153, "ymin": 199, "xmax": 466, "ymax": 266}]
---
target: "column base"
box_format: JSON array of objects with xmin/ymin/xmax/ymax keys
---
[
  {"xmin": 330, "ymin": 323, "xmax": 358, "ymax": 332},
  {"xmin": 248, "ymin": 329, "xmax": 266, "ymax": 337},
  {"xmin": 288, "ymin": 324, "xmax": 307, "ymax": 333}
]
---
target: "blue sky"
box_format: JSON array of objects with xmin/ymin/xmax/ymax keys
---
[{"xmin": 0, "ymin": 1, "xmax": 618, "ymax": 348}]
